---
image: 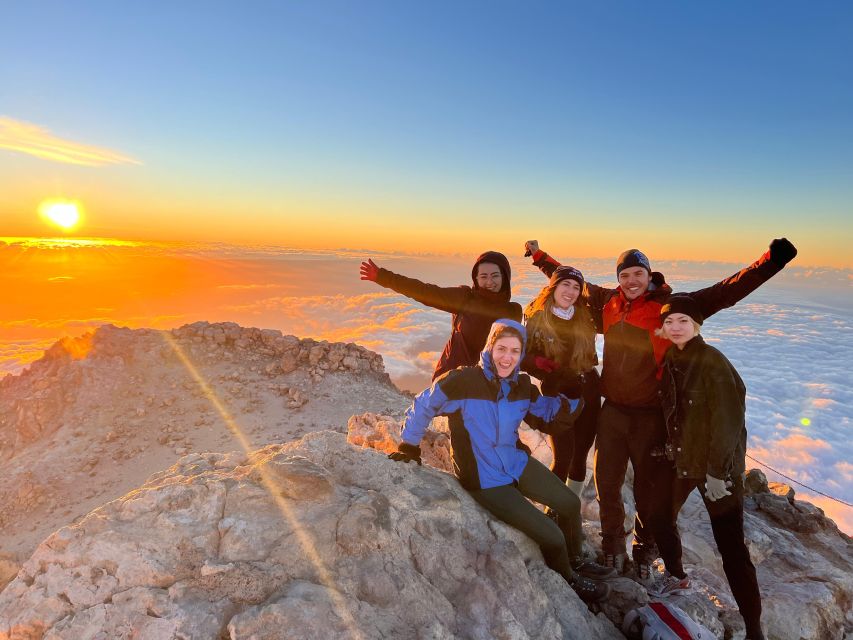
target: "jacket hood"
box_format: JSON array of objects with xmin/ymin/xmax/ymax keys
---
[
  {"xmin": 472, "ymin": 251, "xmax": 512, "ymax": 295},
  {"xmin": 479, "ymin": 318, "xmax": 526, "ymax": 382}
]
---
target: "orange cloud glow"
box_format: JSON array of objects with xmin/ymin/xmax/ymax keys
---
[{"xmin": 0, "ymin": 117, "xmax": 141, "ymax": 167}]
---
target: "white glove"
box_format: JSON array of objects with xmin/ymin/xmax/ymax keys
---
[
  {"xmin": 704, "ymin": 474, "xmax": 732, "ymax": 502},
  {"xmin": 524, "ymin": 240, "xmax": 540, "ymax": 257}
]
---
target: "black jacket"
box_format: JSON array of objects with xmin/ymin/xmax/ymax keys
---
[
  {"xmin": 660, "ymin": 335, "xmax": 747, "ymax": 480},
  {"xmin": 375, "ymin": 251, "xmax": 523, "ymax": 379}
]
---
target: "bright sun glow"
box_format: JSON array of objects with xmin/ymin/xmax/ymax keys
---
[{"xmin": 39, "ymin": 200, "xmax": 82, "ymax": 231}]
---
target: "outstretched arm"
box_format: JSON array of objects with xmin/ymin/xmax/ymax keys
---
[
  {"xmin": 399, "ymin": 371, "xmax": 461, "ymax": 445},
  {"xmin": 524, "ymin": 387, "xmax": 584, "ymax": 435},
  {"xmin": 359, "ymin": 259, "xmax": 471, "ymax": 314},
  {"xmin": 524, "ymin": 240, "xmax": 609, "ymax": 314},
  {"xmin": 688, "ymin": 238, "xmax": 797, "ymax": 320}
]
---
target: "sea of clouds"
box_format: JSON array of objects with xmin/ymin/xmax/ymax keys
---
[{"xmin": 1, "ymin": 240, "xmax": 850, "ymax": 532}]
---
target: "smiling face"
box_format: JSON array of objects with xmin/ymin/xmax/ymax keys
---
[
  {"xmin": 662, "ymin": 312, "xmax": 698, "ymax": 349},
  {"xmin": 476, "ymin": 262, "xmax": 503, "ymax": 293},
  {"xmin": 552, "ymin": 279, "xmax": 581, "ymax": 310},
  {"xmin": 618, "ymin": 266, "xmax": 651, "ymax": 301},
  {"xmin": 491, "ymin": 335, "xmax": 522, "ymax": 378}
]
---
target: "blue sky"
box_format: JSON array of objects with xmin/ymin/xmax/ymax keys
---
[{"xmin": 2, "ymin": 1, "xmax": 852, "ymax": 263}]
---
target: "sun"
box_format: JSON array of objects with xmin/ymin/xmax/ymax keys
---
[{"xmin": 39, "ymin": 200, "xmax": 83, "ymax": 232}]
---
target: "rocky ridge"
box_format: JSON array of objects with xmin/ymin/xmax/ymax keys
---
[{"xmin": 0, "ymin": 322, "xmax": 408, "ymax": 566}]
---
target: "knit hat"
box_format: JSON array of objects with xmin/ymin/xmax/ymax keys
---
[
  {"xmin": 660, "ymin": 294, "xmax": 704, "ymax": 325},
  {"xmin": 549, "ymin": 265, "xmax": 584, "ymax": 288},
  {"xmin": 616, "ymin": 249, "xmax": 651, "ymax": 276}
]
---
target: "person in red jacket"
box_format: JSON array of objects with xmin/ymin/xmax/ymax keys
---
[
  {"xmin": 523, "ymin": 238, "xmax": 797, "ymax": 586},
  {"xmin": 360, "ymin": 251, "xmax": 523, "ymax": 380}
]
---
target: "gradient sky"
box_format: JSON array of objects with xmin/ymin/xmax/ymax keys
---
[{"xmin": 2, "ymin": 1, "xmax": 853, "ymax": 265}]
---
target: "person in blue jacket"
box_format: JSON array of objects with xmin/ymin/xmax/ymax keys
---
[{"xmin": 388, "ymin": 318, "xmax": 614, "ymax": 604}]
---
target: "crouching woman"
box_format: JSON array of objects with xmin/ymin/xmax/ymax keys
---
[
  {"xmin": 653, "ymin": 295, "xmax": 765, "ymax": 640},
  {"xmin": 388, "ymin": 319, "xmax": 613, "ymax": 603}
]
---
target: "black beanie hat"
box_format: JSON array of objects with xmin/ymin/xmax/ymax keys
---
[
  {"xmin": 549, "ymin": 265, "xmax": 584, "ymax": 288},
  {"xmin": 660, "ymin": 294, "xmax": 704, "ymax": 325},
  {"xmin": 616, "ymin": 249, "xmax": 651, "ymax": 276}
]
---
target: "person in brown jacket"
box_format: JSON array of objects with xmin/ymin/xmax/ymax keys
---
[
  {"xmin": 360, "ymin": 251, "xmax": 522, "ymax": 379},
  {"xmin": 653, "ymin": 295, "xmax": 765, "ymax": 640}
]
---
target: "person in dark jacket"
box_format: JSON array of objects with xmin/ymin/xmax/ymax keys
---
[
  {"xmin": 360, "ymin": 252, "xmax": 523, "ymax": 380},
  {"xmin": 651, "ymin": 295, "xmax": 765, "ymax": 640},
  {"xmin": 523, "ymin": 238, "xmax": 797, "ymax": 585},
  {"xmin": 388, "ymin": 319, "xmax": 614, "ymax": 603},
  {"xmin": 522, "ymin": 265, "xmax": 600, "ymax": 496}
]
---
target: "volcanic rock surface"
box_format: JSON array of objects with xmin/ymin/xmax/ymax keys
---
[
  {"xmin": 0, "ymin": 322, "xmax": 407, "ymax": 565},
  {"xmin": 1, "ymin": 323, "xmax": 851, "ymax": 639}
]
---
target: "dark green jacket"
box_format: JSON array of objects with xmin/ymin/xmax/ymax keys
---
[{"xmin": 660, "ymin": 335, "xmax": 746, "ymax": 480}]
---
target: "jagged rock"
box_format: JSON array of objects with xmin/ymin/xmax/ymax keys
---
[
  {"xmin": 744, "ymin": 468, "xmax": 769, "ymax": 494},
  {"xmin": 346, "ymin": 412, "xmax": 452, "ymax": 472},
  {"xmin": 0, "ymin": 433, "xmax": 623, "ymax": 639}
]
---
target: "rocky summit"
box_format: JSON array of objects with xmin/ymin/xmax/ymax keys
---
[{"xmin": 0, "ymin": 323, "xmax": 851, "ymax": 639}]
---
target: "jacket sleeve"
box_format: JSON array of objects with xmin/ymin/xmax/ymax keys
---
[
  {"xmin": 688, "ymin": 250, "xmax": 784, "ymax": 320},
  {"xmin": 375, "ymin": 268, "xmax": 472, "ymax": 314},
  {"xmin": 524, "ymin": 388, "xmax": 584, "ymax": 435},
  {"xmin": 400, "ymin": 370, "xmax": 460, "ymax": 445},
  {"xmin": 531, "ymin": 250, "xmax": 562, "ymax": 279},
  {"xmin": 532, "ymin": 251, "xmax": 609, "ymax": 316},
  {"xmin": 703, "ymin": 354, "xmax": 746, "ymax": 479}
]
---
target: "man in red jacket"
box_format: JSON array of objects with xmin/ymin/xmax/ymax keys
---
[
  {"xmin": 524, "ymin": 238, "xmax": 797, "ymax": 585},
  {"xmin": 360, "ymin": 251, "xmax": 523, "ymax": 380}
]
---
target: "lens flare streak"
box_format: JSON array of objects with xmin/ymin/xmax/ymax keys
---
[{"xmin": 160, "ymin": 332, "xmax": 364, "ymax": 639}]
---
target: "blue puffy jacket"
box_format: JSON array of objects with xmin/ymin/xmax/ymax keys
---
[{"xmin": 400, "ymin": 319, "xmax": 582, "ymax": 490}]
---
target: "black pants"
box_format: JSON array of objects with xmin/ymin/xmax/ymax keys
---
[
  {"xmin": 593, "ymin": 400, "xmax": 672, "ymax": 560},
  {"xmin": 653, "ymin": 475, "xmax": 763, "ymax": 637},
  {"xmin": 469, "ymin": 456, "xmax": 583, "ymax": 582},
  {"xmin": 546, "ymin": 370, "xmax": 601, "ymax": 483}
]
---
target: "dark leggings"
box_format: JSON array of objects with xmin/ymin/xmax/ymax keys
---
[
  {"xmin": 547, "ymin": 370, "xmax": 601, "ymax": 483},
  {"xmin": 653, "ymin": 475, "xmax": 763, "ymax": 638},
  {"xmin": 469, "ymin": 456, "xmax": 583, "ymax": 582}
]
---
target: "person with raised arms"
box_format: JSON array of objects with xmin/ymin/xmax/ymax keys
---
[
  {"xmin": 360, "ymin": 252, "xmax": 522, "ymax": 380},
  {"xmin": 523, "ymin": 238, "xmax": 797, "ymax": 587},
  {"xmin": 388, "ymin": 319, "xmax": 615, "ymax": 604},
  {"xmin": 521, "ymin": 265, "xmax": 601, "ymax": 497}
]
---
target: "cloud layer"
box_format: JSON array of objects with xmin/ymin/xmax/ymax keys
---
[{"xmin": 2, "ymin": 243, "xmax": 850, "ymax": 532}]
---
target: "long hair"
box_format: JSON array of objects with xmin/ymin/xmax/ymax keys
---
[{"xmin": 524, "ymin": 282, "xmax": 596, "ymax": 372}]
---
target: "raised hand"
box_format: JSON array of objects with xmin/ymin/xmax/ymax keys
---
[
  {"xmin": 524, "ymin": 240, "xmax": 540, "ymax": 258},
  {"xmin": 360, "ymin": 259, "xmax": 380, "ymax": 282},
  {"xmin": 769, "ymin": 238, "xmax": 797, "ymax": 267}
]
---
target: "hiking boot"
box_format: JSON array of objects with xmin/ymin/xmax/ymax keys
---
[
  {"xmin": 654, "ymin": 572, "xmax": 691, "ymax": 596},
  {"xmin": 635, "ymin": 561, "xmax": 656, "ymax": 589},
  {"xmin": 603, "ymin": 552, "xmax": 626, "ymax": 574},
  {"xmin": 571, "ymin": 559, "xmax": 617, "ymax": 580},
  {"xmin": 570, "ymin": 574, "xmax": 611, "ymax": 604}
]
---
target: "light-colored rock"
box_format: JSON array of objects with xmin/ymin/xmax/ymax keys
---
[{"xmin": 0, "ymin": 433, "xmax": 623, "ymax": 640}]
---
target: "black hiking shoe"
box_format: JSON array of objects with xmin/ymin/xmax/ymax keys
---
[
  {"xmin": 570, "ymin": 574, "xmax": 611, "ymax": 604},
  {"xmin": 571, "ymin": 559, "xmax": 617, "ymax": 580}
]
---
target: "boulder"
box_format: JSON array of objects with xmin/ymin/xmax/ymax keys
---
[{"xmin": 0, "ymin": 433, "xmax": 622, "ymax": 640}]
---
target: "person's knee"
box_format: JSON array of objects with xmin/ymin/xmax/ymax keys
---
[{"xmin": 552, "ymin": 490, "xmax": 581, "ymax": 518}]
